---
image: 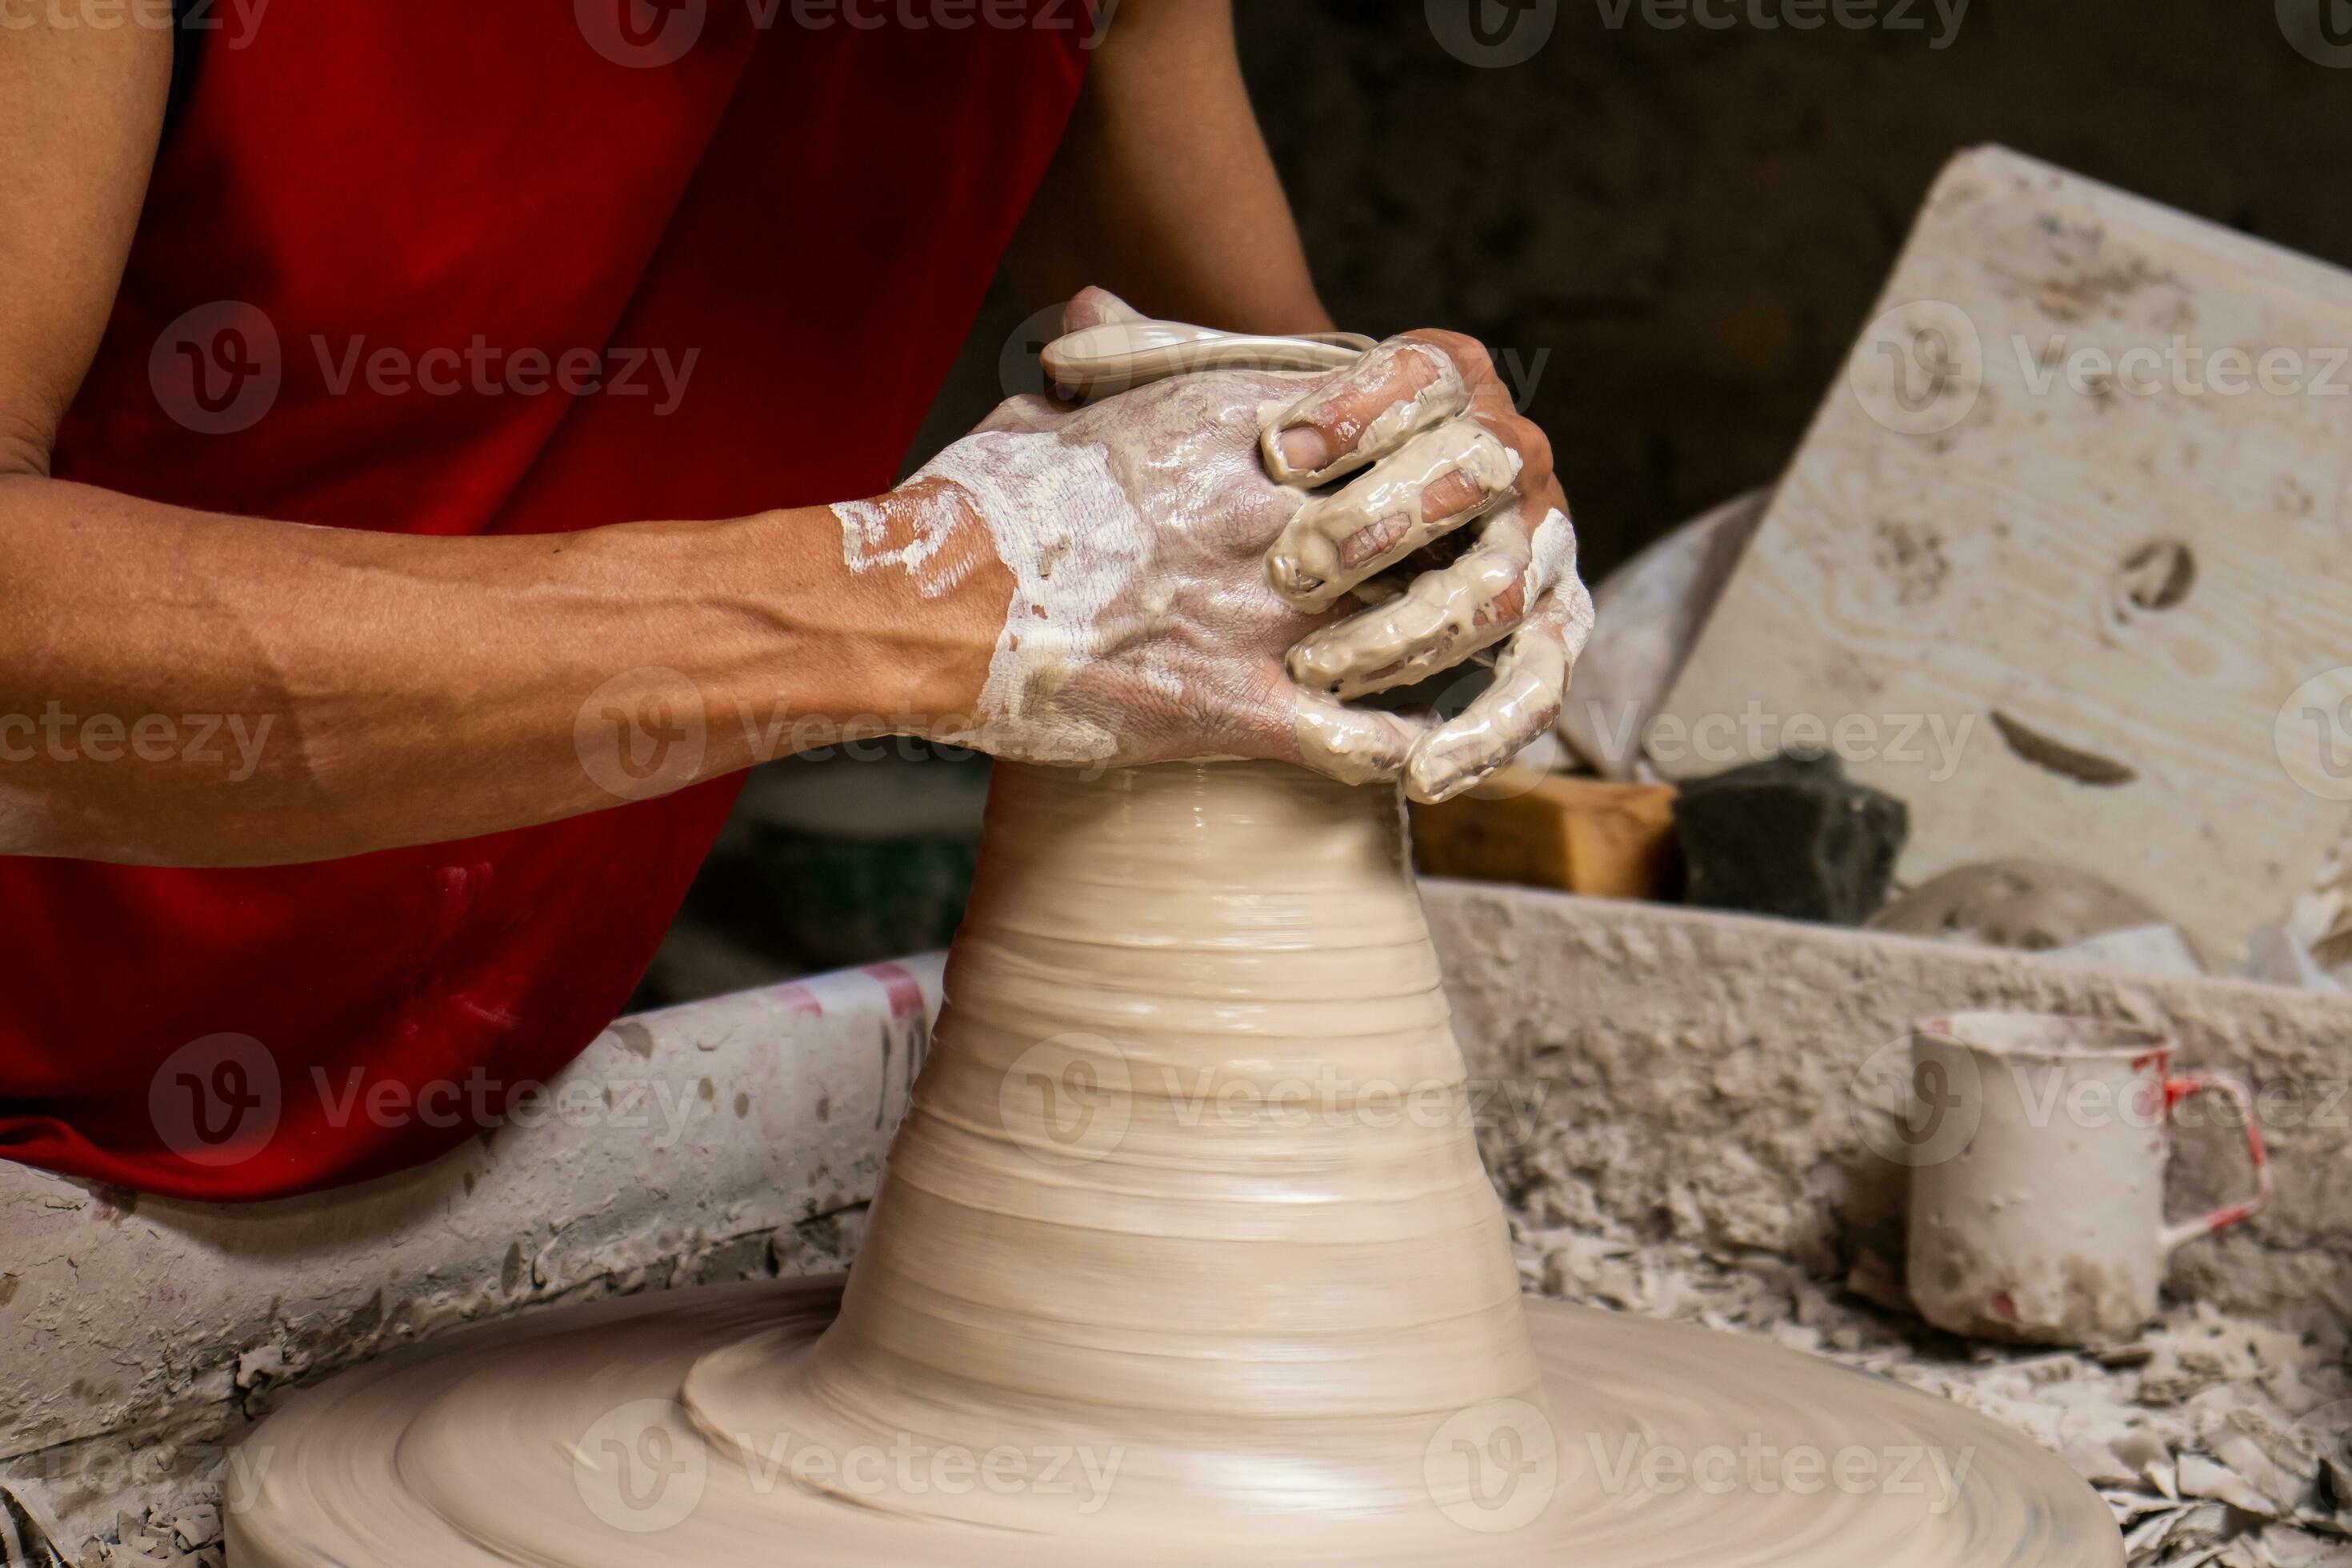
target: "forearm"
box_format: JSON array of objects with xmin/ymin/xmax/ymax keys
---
[
  {"xmin": 0, "ymin": 477, "xmax": 1004, "ymax": 866},
  {"xmin": 1009, "ymin": 0, "xmax": 1330, "ymax": 334}
]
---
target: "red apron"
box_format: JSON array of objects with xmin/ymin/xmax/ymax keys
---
[{"xmin": 4, "ymin": 1, "xmax": 1088, "ymax": 1199}]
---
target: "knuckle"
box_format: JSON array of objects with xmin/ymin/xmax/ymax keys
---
[
  {"xmin": 1485, "ymin": 578, "xmax": 1530, "ymax": 629},
  {"xmin": 1504, "ymin": 416, "xmax": 1554, "ymax": 478},
  {"xmin": 1306, "ymin": 394, "xmax": 1362, "ymax": 430},
  {"xmin": 1417, "ymin": 329, "xmax": 1491, "ymax": 382},
  {"xmin": 0, "ymin": 406, "xmax": 58, "ymax": 479},
  {"xmin": 1286, "ymin": 639, "xmax": 1354, "ymax": 693},
  {"xmin": 1269, "ymin": 566, "xmax": 1341, "ymax": 614}
]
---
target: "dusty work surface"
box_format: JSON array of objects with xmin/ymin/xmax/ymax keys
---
[{"xmin": 1420, "ymin": 882, "xmax": 2352, "ymax": 1346}]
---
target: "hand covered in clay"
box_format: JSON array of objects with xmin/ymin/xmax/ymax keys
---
[
  {"xmin": 834, "ymin": 290, "xmax": 1591, "ymax": 802},
  {"xmin": 1257, "ymin": 316, "xmax": 1593, "ymax": 802}
]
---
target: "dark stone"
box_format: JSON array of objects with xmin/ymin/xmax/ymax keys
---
[{"xmin": 1673, "ymin": 752, "xmax": 1908, "ymax": 926}]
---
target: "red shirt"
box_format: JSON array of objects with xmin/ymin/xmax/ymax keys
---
[{"xmin": 3, "ymin": 1, "xmax": 1087, "ymax": 1198}]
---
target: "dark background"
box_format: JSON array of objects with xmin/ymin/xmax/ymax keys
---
[{"xmin": 634, "ymin": 0, "xmax": 2352, "ymax": 1006}]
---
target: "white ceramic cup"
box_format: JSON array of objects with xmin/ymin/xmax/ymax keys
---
[{"xmin": 1904, "ymin": 1012, "xmax": 2272, "ymax": 1346}]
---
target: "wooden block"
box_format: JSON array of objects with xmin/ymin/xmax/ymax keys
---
[
  {"xmin": 1411, "ymin": 777, "xmax": 1679, "ymax": 898},
  {"xmin": 1653, "ymin": 146, "xmax": 2352, "ymax": 966}
]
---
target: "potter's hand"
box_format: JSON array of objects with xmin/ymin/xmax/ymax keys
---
[
  {"xmin": 833, "ymin": 291, "xmax": 1590, "ymax": 802},
  {"xmin": 1261, "ymin": 331, "xmax": 1593, "ymax": 802}
]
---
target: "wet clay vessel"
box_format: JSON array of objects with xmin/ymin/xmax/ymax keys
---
[{"xmin": 230, "ymin": 764, "xmax": 2121, "ymax": 1566}]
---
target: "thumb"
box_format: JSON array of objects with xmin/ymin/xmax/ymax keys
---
[{"xmin": 1061, "ymin": 286, "xmax": 1147, "ymax": 334}]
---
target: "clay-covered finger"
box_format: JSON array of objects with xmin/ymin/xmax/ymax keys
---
[
  {"xmin": 1259, "ymin": 336, "xmax": 1470, "ymax": 488},
  {"xmin": 1403, "ymin": 571, "xmax": 1596, "ymax": 805},
  {"xmin": 1265, "ymin": 418, "xmax": 1521, "ymax": 610},
  {"xmin": 1290, "ymin": 691, "xmax": 1434, "ymax": 788},
  {"xmin": 1286, "ymin": 509, "xmax": 1535, "ymax": 699}
]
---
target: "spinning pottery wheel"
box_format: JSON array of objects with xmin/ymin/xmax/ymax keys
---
[{"xmin": 230, "ymin": 762, "xmax": 2121, "ymax": 1566}]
